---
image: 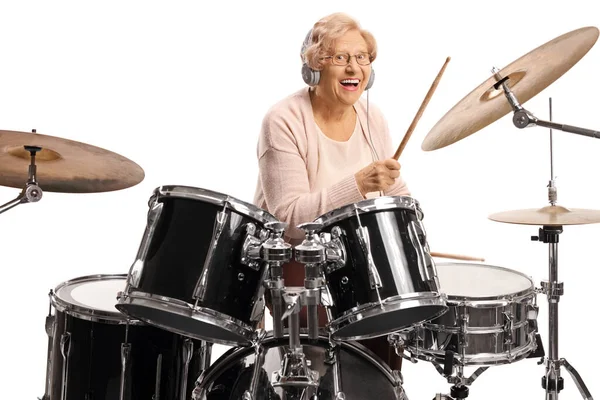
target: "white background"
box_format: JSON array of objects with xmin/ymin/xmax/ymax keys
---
[{"xmin": 1, "ymin": 1, "xmax": 599, "ymax": 399}]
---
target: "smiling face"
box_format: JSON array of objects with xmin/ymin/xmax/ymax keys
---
[{"xmin": 316, "ymin": 29, "xmax": 372, "ymax": 107}]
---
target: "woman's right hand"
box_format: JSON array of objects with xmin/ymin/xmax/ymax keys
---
[{"xmin": 354, "ymin": 159, "xmax": 401, "ymax": 196}]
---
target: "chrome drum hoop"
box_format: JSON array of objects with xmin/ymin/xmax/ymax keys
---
[
  {"xmin": 51, "ymin": 274, "xmax": 137, "ymax": 325},
  {"xmin": 314, "ymin": 195, "xmax": 423, "ymax": 227},
  {"xmin": 328, "ymin": 292, "xmax": 449, "ymax": 341},
  {"xmin": 153, "ymin": 185, "xmax": 279, "ymax": 225},
  {"xmin": 116, "ymin": 290, "xmax": 258, "ymax": 346}
]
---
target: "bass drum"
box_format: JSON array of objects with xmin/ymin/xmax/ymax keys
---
[{"xmin": 192, "ymin": 332, "xmax": 408, "ymax": 400}]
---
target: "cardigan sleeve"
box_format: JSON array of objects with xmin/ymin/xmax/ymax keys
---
[{"xmin": 257, "ymin": 108, "xmax": 364, "ymax": 240}]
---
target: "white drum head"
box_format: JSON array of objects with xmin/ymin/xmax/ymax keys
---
[
  {"xmin": 435, "ymin": 262, "xmax": 533, "ymax": 299},
  {"xmin": 53, "ymin": 274, "xmax": 127, "ymax": 320}
]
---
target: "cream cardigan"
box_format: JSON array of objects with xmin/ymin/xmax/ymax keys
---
[{"xmin": 253, "ymin": 87, "xmax": 410, "ymax": 240}]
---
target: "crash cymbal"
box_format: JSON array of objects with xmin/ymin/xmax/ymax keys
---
[
  {"xmin": 489, "ymin": 205, "xmax": 600, "ymax": 226},
  {"xmin": 0, "ymin": 130, "xmax": 144, "ymax": 193},
  {"xmin": 422, "ymin": 26, "xmax": 599, "ymax": 151}
]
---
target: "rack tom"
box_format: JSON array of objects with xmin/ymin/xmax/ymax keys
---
[
  {"xmin": 116, "ymin": 186, "xmax": 280, "ymax": 346},
  {"xmin": 314, "ymin": 196, "xmax": 448, "ymax": 340}
]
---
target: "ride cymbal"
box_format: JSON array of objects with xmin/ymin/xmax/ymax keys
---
[
  {"xmin": 489, "ymin": 205, "xmax": 600, "ymax": 226},
  {"xmin": 0, "ymin": 130, "xmax": 145, "ymax": 193},
  {"xmin": 422, "ymin": 26, "xmax": 599, "ymax": 151}
]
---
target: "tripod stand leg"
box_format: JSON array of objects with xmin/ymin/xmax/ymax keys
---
[
  {"xmin": 561, "ymin": 358, "xmax": 594, "ymax": 400},
  {"xmin": 534, "ymin": 227, "xmax": 593, "ymax": 400}
]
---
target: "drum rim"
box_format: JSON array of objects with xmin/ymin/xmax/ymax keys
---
[
  {"xmin": 314, "ymin": 195, "xmax": 422, "ymax": 227},
  {"xmin": 329, "ymin": 291, "xmax": 448, "ymax": 341},
  {"xmin": 194, "ymin": 330, "xmax": 401, "ymax": 393},
  {"xmin": 51, "ymin": 274, "xmax": 131, "ymax": 324},
  {"xmin": 153, "ymin": 185, "xmax": 279, "ymax": 225},
  {"xmin": 434, "ymin": 262, "xmax": 535, "ymax": 302},
  {"xmin": 116, "ymin": 290, "xmax": 257, "ymax": 346}
]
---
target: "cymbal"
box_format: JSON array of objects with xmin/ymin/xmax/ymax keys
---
[
  {"xmin": 0, "ymin": 130, "xmax": 145, "ymax": 193},
  {"xmin": 422, "ymin": 26, "xmax": 599, "ymax": 151},
  {"xmin": 489, "ymin": 205, "xmax": 600, "ymax": 226}
]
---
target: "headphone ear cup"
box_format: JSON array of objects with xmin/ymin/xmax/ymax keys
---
[
  {"xmin": 302, "ymin": 63, "xmax": 320, "ymax": 86},
  {"xmin": 365, "ymin": 68, "xmax": 375, "ymax": 90}
]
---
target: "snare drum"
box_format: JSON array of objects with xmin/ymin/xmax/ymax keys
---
[
  {"xmin": 314, "ymin": 196, "xmax": 448, "ymax": 341},
  {"xmin": 42, "ymin": 274, "xmax": 209, "ymax": 400},
  {"xmin": 116, "ymin": 186, "xmax": 280, "ymax": 346},
  {"xmin": 403, "ymin": 262, "xmax": 539, "ymax": 366}
]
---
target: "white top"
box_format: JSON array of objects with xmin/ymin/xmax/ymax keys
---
[
  {"xmin": 436, "ymin": 262, "xmax": 533, "ymax": 298},
  {"xmin": 56, "ymin": 276, "xmax": 127, "ymax": 314},
  {"xmin": 313, "ymin": 119, "xmax": 378, "ymax": 199}
]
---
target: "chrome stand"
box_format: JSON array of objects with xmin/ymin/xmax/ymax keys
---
[
  {"xmin": 294, "ymin": 222, "xmax": 326, "ymax": 341},
  {"xmin": 271, "ymin": 289, "xmax": 319, "ymax": 398},
  {"xmin": 269, "ymin": 223, "xmax": 329, "ymax": 398},
  {"xmin": 489, "ymin": 74, "xmax": 594, "ymax": 399},
  {"xmin": 0, "ymin": 145, "xmax": 43, "ymax": 215},
  {"xmin": 262, "ymin": 221, "xmax": 293, "ymax": 339},
  {"xmin": 531, "ymin": 225, "xmax": 593, "ymax": 400}
]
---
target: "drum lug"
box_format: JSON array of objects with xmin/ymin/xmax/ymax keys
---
[
  {"xmin": 60, "ymin": 332, "xmax": 72, "ymax": 400},
  {"xmin": 193, "ymin": 206, "xmax": 229, "ymax": 300},
  {"xmin": 502, "ymin": 311, "xmax": 514, "ymax": 338},
  {"xmin": 128, "ymin": 200, "xmax": 164, "ymax": 288},
  {"xmin": 176, "ymin": 339, "xmax": 194, "ymax": 400},
  {"xmin": 408, "ymin": 221, "xmax": 439, "ymax": 289},
  {"xmin": 459, "ymin": 311, "xmax": 469, "ymax": 349},
  {"xmin": 355, "ymin": 225, "xmax": 383, "ymax": 290},
  {"xmin": 324, "ymin": 343, "xmax": 346, "ymax": 400},
  {"xmin": 153, "ymin": 354, "xmax": 163, "ymax": 400},
  {"xmin": 119, "ymin": 343, "xmax": 131, "ymax": 400},
  {"xmin": 392, "ymin": 370, "xmax": 410, "ymax": 400}
]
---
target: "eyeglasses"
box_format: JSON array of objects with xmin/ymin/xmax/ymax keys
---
[{"xmin": 322, "ymin": 52, "xmax": 373, "ymax": 66}]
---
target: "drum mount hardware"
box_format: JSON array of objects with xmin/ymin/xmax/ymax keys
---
[
  {"xmin": 389, "ymin": 330, "xmax": 489, "ymax": 400},
  {"xmin": 492, "ymin": 68, "xmax": 600, "ymax": 140},
  {"xmin": 270, "ymin": 223, "xmax": 327, "ymax": 396},
  {"xmin": 262, "ymin": 221, "xmax": 293, "ymax": 339},
  {"xmin": 242, "ymin": 222, "xmax": 347, "ymax": 400},
  {"xmin": 0, "ymin": 145, "xmax": 43, "ymax": 215}
]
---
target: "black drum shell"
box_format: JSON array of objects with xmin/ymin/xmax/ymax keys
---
[{"xmin": 48, "ymin": 310, "xmax": 205, "ymax": 399}]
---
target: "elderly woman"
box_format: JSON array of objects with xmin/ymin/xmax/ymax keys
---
[{"xmin": 253, "ymin": 13, "xmax": 410, "ymax": 370}]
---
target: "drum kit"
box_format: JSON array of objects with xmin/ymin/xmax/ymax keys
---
[{"xmin": 0, "ymin": 24, "xmax": 598, "ymax": 400}]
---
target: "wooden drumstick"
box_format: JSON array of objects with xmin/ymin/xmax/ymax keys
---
[
  {"xmin": 430, "ymin": 251, "xmax": 485, "ymax": 262},
  {"xmin": 393, "ymin": 56, "xmax": 451, "ymax": 160}
]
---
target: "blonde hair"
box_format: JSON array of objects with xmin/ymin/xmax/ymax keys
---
[{"xmin": 302, "ymin": 13, "xmax": 378, "ymax": 70}]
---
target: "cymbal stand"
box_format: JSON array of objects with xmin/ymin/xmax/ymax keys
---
[
  {"xmin": 262, "ymin": 221, "xmax": 293, "ymax": 339},
  {"xmin": 0, "ymin": 145, "xmax": 43, "ymax": 215},
  {"xmin": 492, "ymin": 73, "xmax": 593, "ymax": 399}
]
